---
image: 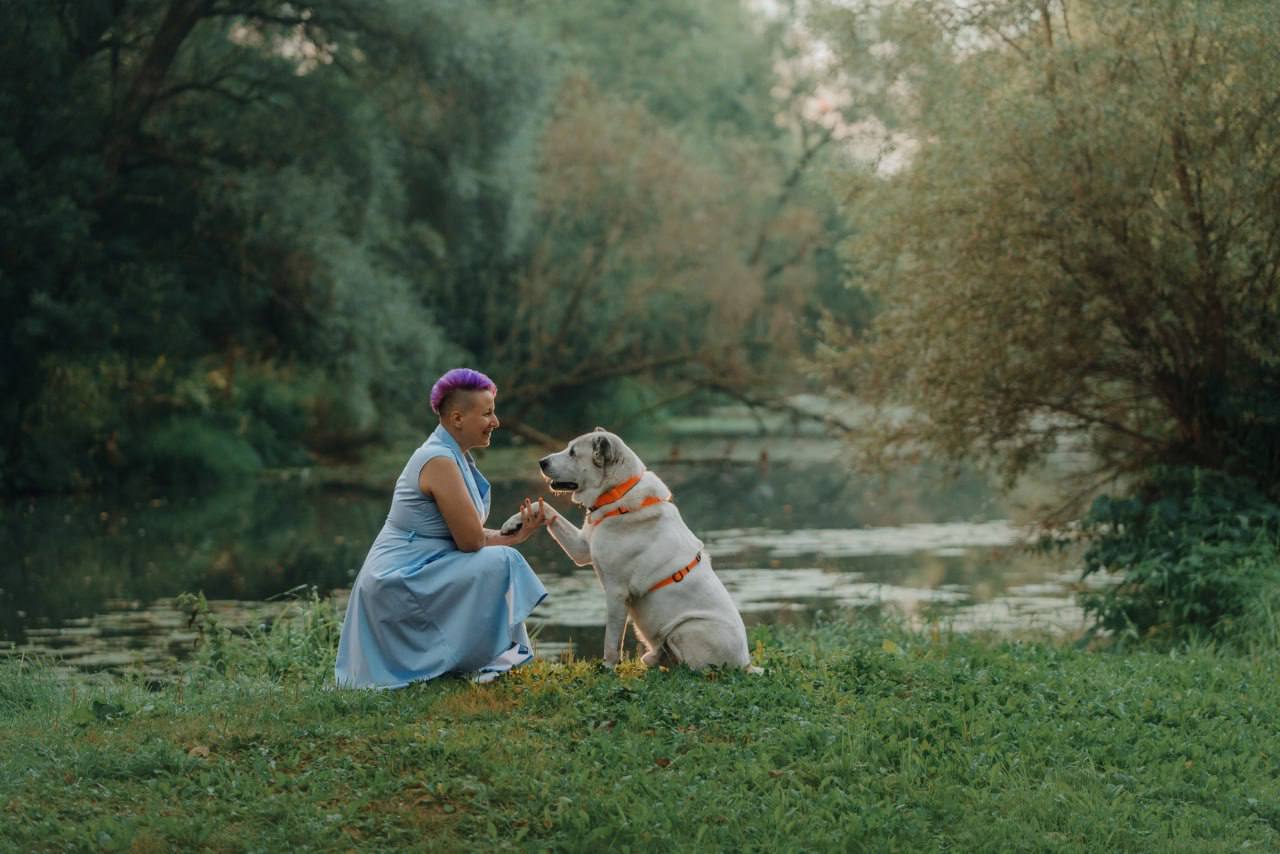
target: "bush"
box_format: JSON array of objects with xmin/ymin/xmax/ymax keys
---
[
  {"xmin": 138, "ymin": 416, "xmax": 263, "ymax": 487},
  {"xmin": 233, "ymin": 367, "xmax": 327, "ymax": 468},
  {"xmin": 1079, "ymin": 467, "xmax": 1280, "ymax": 646}
]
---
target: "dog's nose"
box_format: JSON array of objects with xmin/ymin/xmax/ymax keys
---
[{"xmin": 538, "ymin": 456, "xmax": 550, "ymax": 472}]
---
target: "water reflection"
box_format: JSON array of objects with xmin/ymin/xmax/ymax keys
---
[{"xmin": 1, "ymin": 458, "xmax": 1087, "ymax": 676}]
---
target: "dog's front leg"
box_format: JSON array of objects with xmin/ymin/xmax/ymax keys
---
[
  {"xmin": 600, "ymin": 586, "xmax": 629, "ymax": 668},
  {"xmin": 546, "ymin": 514, "xmax": 593, "ymax": 566}
]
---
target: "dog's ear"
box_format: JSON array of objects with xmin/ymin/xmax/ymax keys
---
[
  {"xmin": 592, "ymin": 434, "xmax": 618, "ymax": 470},
  {"xmin": 593, "ymin": 426, "xmax": 606, "ymax": 432}
]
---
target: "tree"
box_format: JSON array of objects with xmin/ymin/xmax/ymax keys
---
[
  {"xmin": 459, "ymin": 0, "xmax": 859, "ymax": 438},
  {"xmin": 489, "ymin": 77, "xmax": 816, "ymax": 431},
  {"xmin": 1, "ymin": 0, "xmax": 860, "ymax": 489},
  {"xmin": 816, "ymin": 0, "xmax": 1280, "ymax": 498},
  {"xmin": 0, "ymin": 0, "xmax": 551, "ymax": 489}
]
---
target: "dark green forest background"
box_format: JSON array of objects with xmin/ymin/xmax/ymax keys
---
[{"xmin": 2, "ymin": 0, "xmax": 863, "ymax": 494}]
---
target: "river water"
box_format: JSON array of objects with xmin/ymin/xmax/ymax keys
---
[{"xmin": 0, "ymin": 446, "xmax": 1090, "ymax": 677}]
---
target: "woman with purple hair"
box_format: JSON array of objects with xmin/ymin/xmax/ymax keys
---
[{"xmin": 335, "ymin": 368, "xmax": 550, "ymax": 688}]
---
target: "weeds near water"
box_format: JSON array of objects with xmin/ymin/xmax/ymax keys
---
[{"xmin": 178, "ymin": 586, "xmax": 341, "ymax": 685}]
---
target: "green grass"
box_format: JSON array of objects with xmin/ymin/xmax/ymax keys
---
[{"xmin": 2, "ymin": 618, "xmax": 1278, "ymax": 851}]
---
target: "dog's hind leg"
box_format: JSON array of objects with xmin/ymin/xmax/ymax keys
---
[
  {"xmin": 640, "ymin": 644, "xmax": 675, "ymax": 668},
  {"xmin": 619, "ymin": 614, "xmax": 632, "ymax": 663},
  {"xmin": 664, "ymin": 621, "xmax": 750, "ymax": 671}
]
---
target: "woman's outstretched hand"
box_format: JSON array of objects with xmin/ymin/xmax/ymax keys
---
[
  {"xmin": 522, "ymin": 497, "xmax": 551, "ymax": 531},
  {"xmin": 496, "ymin": 497, "xmax": 552, "ymax": 545}
]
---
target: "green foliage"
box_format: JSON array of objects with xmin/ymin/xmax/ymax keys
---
[
  {"xmin": 179, "ymin": 586, "xmax": 343, "ymax": 685},
  {"xmin": 2, "ymin": 618, "xmax": 1278, "ymax": 849},
  {"xmin": 0, "ymin": 0, "xmax": 544, "ymax": 492},
  {"xmin": 503, "ymin": 0, "xmax": 787, "ymax": 141},
  {"xmin": 818, "ymin": 0, "xmax": 1280, "ymax": 492},
  {"xmin": 3, "ymin": 0, "xmax": 852, "ymax": 490},
  {"xmin": 1079, "ymin": 468, "xmax": 1280, "ymax": 647},
  {"xmin": 0, "ymin": 655, "xmax": 59, "ymax": 716},
  {"xmin": 140, "ymin": 417, "xmax": 264, "ymax": 488}
]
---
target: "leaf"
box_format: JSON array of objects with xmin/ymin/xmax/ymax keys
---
[
  {"xmin": 187, "ymin": 745, "xmax": 210, "ymax": 759},
  {"xmin": 882, "ymin": 639, "xmax": 900, "ymax": 655},
  {"xmin": 654, "ymin": 757, "xmax": 672, "ymax": 768}
]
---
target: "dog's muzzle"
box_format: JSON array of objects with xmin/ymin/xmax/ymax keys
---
[{"xmin": 540, "ymin": 456, "xmax": 578, "ymax": 492}]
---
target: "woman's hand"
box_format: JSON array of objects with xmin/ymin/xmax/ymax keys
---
[
  {"xmin": 520, "ymin": 497, "xmax": 551, "ymax": 534},
  {"xmin": 490, "ymin": 498, "xmax": 552, "ymax": 546}
]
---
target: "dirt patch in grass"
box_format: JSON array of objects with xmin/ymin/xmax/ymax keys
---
[{"xmin": 434, "ymin": 686, "xmax": 522, "ymax": 719}]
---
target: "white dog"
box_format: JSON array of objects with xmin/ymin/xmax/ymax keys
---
[{"xmin": 503, "ymin": 428, "xmax": 750, "ymax": 671}]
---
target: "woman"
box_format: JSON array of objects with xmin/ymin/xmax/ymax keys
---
[{"xmin": 335, "ymin": 368, "xmax": 549, "ymax": 688}]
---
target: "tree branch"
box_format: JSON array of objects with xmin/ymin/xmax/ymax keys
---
[{"xmin": 102, "ymin": 0, "xmax": 214, "ymax": 187}]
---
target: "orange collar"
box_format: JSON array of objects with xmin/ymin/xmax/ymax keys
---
[{"xmin": 589, "ymin": 474, "xmax": 644, "ymax": 511}]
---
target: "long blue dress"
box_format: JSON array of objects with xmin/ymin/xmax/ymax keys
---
[{"xmin": 335, "ymin": 425, "xmax": 548, "ymax": 688}]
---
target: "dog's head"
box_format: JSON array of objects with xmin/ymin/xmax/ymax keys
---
[{"xmin": 539, "ymin": 427, "xmax": 643, "ymax": 507}]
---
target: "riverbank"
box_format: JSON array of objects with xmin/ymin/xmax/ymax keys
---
[
  {"xmin": 3, "ymin": 617, "xmax": 1277, "ymax": 850},
  {"xmin": 284, "ymin": 425, "xmax": 864, "ymax": 495}
]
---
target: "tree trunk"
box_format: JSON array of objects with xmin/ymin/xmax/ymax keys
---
[{"xmin": 101, "ymin": 0, "xmax": 211, "ymax": 186}]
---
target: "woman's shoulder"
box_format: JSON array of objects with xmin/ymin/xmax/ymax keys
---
[{"xmin": 402, "ymin": 436, "xmax": 459, "ymax": 479}]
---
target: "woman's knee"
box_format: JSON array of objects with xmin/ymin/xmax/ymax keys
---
[
  {"xmin": 472, "ymin": 546, "xmax": 518, "ymax": 581},
  {"xmin": 491, "ymin": 545, "xmax": 534, "ymax": 570},
  {"xmin": 490, "ymin": 545, "xmax": 519, "ymax": 561}
]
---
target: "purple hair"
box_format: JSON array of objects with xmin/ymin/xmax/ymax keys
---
[{"xmin": 430, "ymin": 368, "xmax": 497, "ymax": 415}]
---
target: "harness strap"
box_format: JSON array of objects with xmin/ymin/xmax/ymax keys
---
[
  {"xmin": 591, "ymin": 494, "xmax": 670, "ymax": 526},
  {"xmin": 647, "ymin": 552, "xmax": 702, "ymax": 594}
]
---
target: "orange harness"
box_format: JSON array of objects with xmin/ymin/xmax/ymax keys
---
[
  {"xmin": 647, "ymin": 551, "xmax": 702, "ymax": 594},
  {"xmin": 588, "ymin": 474, "xmax": 671, "ymax": 525},
  {"xmin": 589, "ymin": 474, "xmax": 701, "ymax": 594}
]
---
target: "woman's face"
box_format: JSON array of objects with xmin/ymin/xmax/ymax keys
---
[{"xmin": 452, "ymin": 389, "xmax": 499, "ymax": 450}]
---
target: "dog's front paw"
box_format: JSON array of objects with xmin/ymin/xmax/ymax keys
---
[{"xmin": 499, "ymin": 512, "xmax": 524, "ymax": 536}]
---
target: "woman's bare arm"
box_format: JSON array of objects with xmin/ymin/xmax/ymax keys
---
[
  {"xmin": 420, "ymin": 457, "xmax": 486, "ymax": 551},
  {"xmin": 420, "ymin": 460, "xmax": 548, "ymax": 551}
]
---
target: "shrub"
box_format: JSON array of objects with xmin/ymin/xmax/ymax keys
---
[
  {"xmin": 138, "ymin": 416, "xmax": 263, "ymax": 487},
  {"xmin": 1079, "ymin": 467, "xmax": 1280, "ymax": 646},
  {"xmin": 235, "ymin": 369, "xmax": 314, "ymax": 468}
]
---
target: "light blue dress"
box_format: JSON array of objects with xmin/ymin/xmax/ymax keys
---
[{"xmin": 335, "ymin": 425, "xmax": 547, "ymax": 688}]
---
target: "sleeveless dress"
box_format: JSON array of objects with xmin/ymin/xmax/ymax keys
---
[{"xmin": 335, "ymin": 425, "xmax": 548, "ymax": 688}]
